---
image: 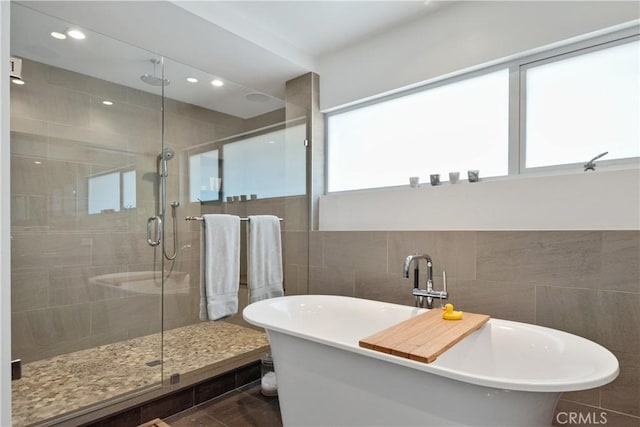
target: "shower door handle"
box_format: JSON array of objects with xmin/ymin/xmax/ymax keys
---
[{"xmin": 147, "ymin": 216, "xmax": 162, "ymax": 247}]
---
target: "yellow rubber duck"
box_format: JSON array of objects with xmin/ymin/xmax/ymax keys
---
[{"xmin": 442, "ymin": 303, "xmax": 463, "ymax": 320}]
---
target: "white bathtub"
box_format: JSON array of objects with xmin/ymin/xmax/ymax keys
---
[{"xmin": 243, "ymin": 295, "xmax": 619, "ymax": 427}]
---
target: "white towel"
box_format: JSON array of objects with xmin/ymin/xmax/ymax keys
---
[
  {"xmin": 247, "ymin": 215, "xmax": 284, "ymax": 303},
  {"xmin": 199, "ymin": 214, "xmax": 240, "ymax": 320}
]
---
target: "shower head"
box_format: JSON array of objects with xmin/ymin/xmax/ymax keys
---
[
  {"xmin": 140, "ymin": 59, "xmax": 170, "ymax": 87},
  {"xmin": 140, "ymin": 74, "xmax": 170, "ymax": 87},
  {"xmin": 160, "ymin": 148, "xmax": 175, "ymax": 161}
]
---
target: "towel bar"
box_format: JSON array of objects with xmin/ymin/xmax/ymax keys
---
[{"xmin": 185, "ymin": 216, "xmax": 283, "ymax": 222}]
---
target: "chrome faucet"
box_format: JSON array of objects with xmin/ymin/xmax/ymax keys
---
[
  {"xmin": 403, "ymin": 253, "xmax": 433, "ymax": 293},
  {"xmin": 402, "ymin": 253, "xmax": 448, "ymax": 309}
]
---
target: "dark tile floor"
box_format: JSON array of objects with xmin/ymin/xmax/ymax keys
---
[{"xmin": 164, "ymin": 383, "xmax": 282, "ymax": 427}]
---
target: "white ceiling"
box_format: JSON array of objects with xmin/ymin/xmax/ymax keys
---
[
  {"xmin": 172, "ymin": 1, "xmax": 447, "ymax": 61},
  {"xmin": 12, "ymin": 1, "xmax": 448, "ymax": 118}
]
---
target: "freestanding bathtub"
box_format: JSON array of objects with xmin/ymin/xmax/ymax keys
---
[{"xmin": 243, "ymin": 295, "xmax": 619, "ymax": 427}]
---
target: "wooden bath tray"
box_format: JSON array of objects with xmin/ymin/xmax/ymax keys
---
[{"xmin": 359, "ymin": 309, "xmax": 490, "ymax": 363}]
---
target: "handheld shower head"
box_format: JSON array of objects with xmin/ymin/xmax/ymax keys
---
[{"xmin": 158, "ymin": 148, "xmax": 175, "ymax": 177}]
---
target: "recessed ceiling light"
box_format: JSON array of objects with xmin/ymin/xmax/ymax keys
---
[
  {"xmin": 267, "ymin": 140, "xmax": 276, "ymax": 144},
  {"xmin": 246, "ymin": 92, "xmax": 270, "ymax": 103},
  {"xmin": 11, "ymin": 78, "xmax": 25, "ymax": 85},
  {"xmin": 51, "ymin": 31, "xmax": 67, "ymax": 40},
  {"xmin": 211, "ymin": 79, "xmax": 224, "ymax": 87},
  {"xmin": 102, "ymin": 100, "xmax": 113, "ymax": 106},
  {"xmin": 67, "ymin": 29, "xmax": 86, "ymax": 40},
  {"xmin": 186, "ymin": 77, "xmax": 198, "ymax": 83},
  {"xmin": 34, "ymin": 161, "xmax": 42, "ymax": 165}
]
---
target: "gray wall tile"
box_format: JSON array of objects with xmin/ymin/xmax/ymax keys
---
[
  {"xmin": 11, "ymin": 195, "xmax": 47, "ymax": 230},
  {"xmin": 284, "ymin": 231, "xmax": 309, "ymax": 267},
  {"xmin": 477, "ymin": 231, "xmax": 602, "ymax": 284},
  {"xmin": 11, "ymin": 270, "xmax": 50, "ymax": 312},
  {"xmin": 601, "ymin": 231, "xmax": 640, "ymax": 293},
  {"xmin": 164, "ymin": 112, "xmax": 215, "ymax": 147},
  {"xmin": 90, "ymin": 97, "xmax": 160, "ymax": 139},
  {"xmin": 12, "ymin": 304, "xmax": 92, "ymax": 362},
  {"xmin": 535, "ymin": 286, "xmax": 601, "ymax": 344},
  {"xmin": 46, "ymin": 65, "xmax": 129, "ymax": 102},
  {"xmin": 90, "ymin": 295, "xmax": 162, "ymax": 335},
  {"xmin": 288, "ymin": 264, "xmax": 309, "ymax": 296},
  {"xmin": 355, "ymin": 270, "xmax": 414, "ymax": 306},
  {"xmin": 309, "ymin": 266, "xmax": 354, "ymax": 296},
  {"xmin": 323, "ymin": 231, "xmax": 387, "ymax": 272},
  {"xmin": 309, "ymin": 231, "xmax": 324, "ymax": 268},
  {"xmin": 453, "ymin": 279, "xmax": 535, "ymax": 324},
  {"xmin": 284, "ymin": 196, "xmax": 309, "ymax": 232},
  {"xmin": 598, "ymin": 291, "xmax": 640, "ymax": 354},
  {"xmin": 12, "ymin": 232, "xmax": 93, "ymax": 271},
  {"xmin": 10, "ymin": 130, "xmax": 47, "ymax": 157}
]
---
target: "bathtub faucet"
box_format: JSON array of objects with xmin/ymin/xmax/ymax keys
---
[{"xmin": 402, "ymin": 253, "xmax": 448, "ymax": 309}]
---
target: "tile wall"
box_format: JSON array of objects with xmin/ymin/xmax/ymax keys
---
[{"xmin": 309, "ymin": 230, "xmax": 640, "ymax": 424}]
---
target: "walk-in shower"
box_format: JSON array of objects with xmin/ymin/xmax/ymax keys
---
[{"xmin": 9, "ymin": 4, "xmax": 308, "ymax": 426}]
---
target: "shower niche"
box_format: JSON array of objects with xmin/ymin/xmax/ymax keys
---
[{"xmin": 9, "ymin": 4, "xmax": 309, "ymax": 426}]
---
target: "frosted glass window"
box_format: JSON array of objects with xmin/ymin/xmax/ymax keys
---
[
  {"xmin": 327, "ymin": 69, "xmax": 509, "ymax": 192},
  {"xmin": 189, "ymin": 149, "xmax": 219, "ymax": 202},
  {"xmin": 223, "ymin": 124, "xmax": 306, "ymax": 199},
  {"xmin": 88, "ymin": 172, "xmax": 120, "ymax": 214},
  {"xmin": 122, "ymin": 170, "xmax": 136, "ymax": 209},
  {"xmin": 525, "ymin": 40, "xmax": 640, "ymax": 168}
]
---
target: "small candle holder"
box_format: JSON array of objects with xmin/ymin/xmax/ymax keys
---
[
  {"xmin": 430, "ymin": 174, "xmax": 440, "ymax": 186},
  {"xmin": 468, "ymin": 170, "xmax": 480, "ymax": 183}
]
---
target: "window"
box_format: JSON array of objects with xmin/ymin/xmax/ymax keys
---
[
  {"xmin": 189, "ymin": 149, "xmax": 219, "ymax": 202},
  {"xmin": 328, "ymin": 70, "xmax": 509, "ymax": 192},
  {"xmin": 122, "ymin": 170, "xmax": 136, "ymax": 209},
  {"xmin": 223, "ymin": 124, "xmax": 306, "ymax": 199},
  {"xmin": 524, "ymin": 40, "xmax": 640, "ymax": 169},
  {"xmin": 88, "ymin": 170, "xmax": 136, "ymax": 214},
  {"xmin": 327, "ymin": 33, "xmax": 639, "ymax": 193},
  {"xmin": 188, "ymin": 123, "xmax": 306, "ymax": 202}
]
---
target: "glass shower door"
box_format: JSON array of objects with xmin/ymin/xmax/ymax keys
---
[
  {"xmin": 156, "ymin": 56, "xmax": 307, "ymax": 388},
  {"xmin": 9, "ymin": 5, "xmax": 165, "ymax": 425}
]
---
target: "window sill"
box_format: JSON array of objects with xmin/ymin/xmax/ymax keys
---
[{"xmin": 319, "ymin": 168, "xmax": 640, "ymax": 231}]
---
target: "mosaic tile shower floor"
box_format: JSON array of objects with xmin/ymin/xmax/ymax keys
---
[{"xmin": 12, "ymin": 322, "xmax": 269, "ymax": 426}]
